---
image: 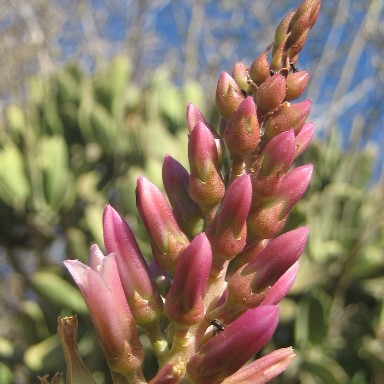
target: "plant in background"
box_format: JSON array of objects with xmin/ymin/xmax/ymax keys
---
[{"xmin": 52, "ymin": 1, "xmax": 321, "ymax": 383}]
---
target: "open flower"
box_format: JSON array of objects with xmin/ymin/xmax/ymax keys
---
[{"xmin": 64, "ymin": 245, "xmax": 144, "ymax": 380}]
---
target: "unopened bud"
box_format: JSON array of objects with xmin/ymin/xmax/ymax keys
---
[
  {"xmin": 224, "ymin": 97, "xmax": 260, "ymax": 156},
  {"xmin": 249, "ymin": 50, "xmax": 271, "ymax": 86},
  {"xmin": 255, "ymin": 74, "xmax": 286, "ymax": 118},
  {"xmin": 216, "ymin": 71, "xmax": 246, "ymax": 119}
]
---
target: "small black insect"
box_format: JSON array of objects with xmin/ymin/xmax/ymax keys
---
[
  {"xmin": 269, "ymin": 69, "xmax": 275, "ymax": 76},
  {"xmin": 210, "ymin": 319, "xmax": 225, "ymax": 335},
  {"xmin": 290, "ymin": 63, "xmax": 299, "ymax": 73}
]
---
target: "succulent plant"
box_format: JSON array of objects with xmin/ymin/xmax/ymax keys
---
[{"xmin": 58, "ymin": 1, "xmax": 321, "ymax": 383}]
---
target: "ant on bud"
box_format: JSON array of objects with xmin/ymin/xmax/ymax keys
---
[
  {"xmin": 210, "ymin": 319, "xmax": 226, "ymax": 336},
  {"xmin": 290, "ymin": 63, "xmax": 299, "ymax": 73},
  {"xmin": 269, "ymin": 69, "xmax": 275, "ymax": 76}
]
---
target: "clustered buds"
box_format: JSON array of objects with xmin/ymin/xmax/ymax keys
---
[{"xmin": 60, "ymin": 1, "xmax": 321, "ymax": 383}]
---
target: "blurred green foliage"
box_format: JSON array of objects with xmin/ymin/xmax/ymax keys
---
[
  {"xmin": 0, "ymin": 57, "xmax": 383, "ymax": 384},
  {"xmin": 0, "ymin": 57, "xmax": 205, "ymax": 383}
]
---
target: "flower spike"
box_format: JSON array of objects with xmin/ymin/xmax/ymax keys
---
[{"xmin": 63, "ymin": 1, "xmax": 321, "ymax": 382}]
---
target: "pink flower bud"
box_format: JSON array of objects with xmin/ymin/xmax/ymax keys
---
[
  {"xmin": 103, "ymin": 205, "xmax": 163, "ymax": 324},
  {"xmin": 187, "ymin": 306, "xmax": 279, "ymax": 384},
  {"xmin": 186, "ymin": 103, "xmax": 211, "ymax": 133},
  {"xmin": 263, "ymin": 100, "xmax": 311, "ymax": 140},
  {"xmin": 136, "ymin": 177, "xmax": 189, "ymax": 273},
  {"xmin": 186, "ymin": 104, "xmax": 225, "ymax": 161},
  {"xmin": 287, "ymin": 30, "xmax": 310, "ymax": 61},
  {"xmin": 271, "ymin": 13, "xmax": 294, "ymax": 70},
  {"xmin": 249, "ymin": 50, "xmax": 271, "ymax": 86},
  {"xmin": 255, "ymin": 74, "xmax": 286, "ymax": 118},
  {"xmin": 222, "ymin": 347, "xmax": 295, "ymax": 384},
  {"xmin": 165, "ymin": 233, "xmax": 212, "ymax": 326},
  {"xmin": 244, "ymin": 227, "xmax": 309, "ymax": 291},
  {"xmin": 277, "ymin": 164, "xmax": 313, "ymax": 217},
  {"xmin": 261, "ymin": 261, "xmax": 299, "ymax": 305},
  {"xmin": 64, "ymin": 246, "xmax": 144, "ymax": 376},
  {"xmin": 289, "ymin": 0, "xmax": 321, "ymax": 39},
  {"xmin": 285, "ymin": 70, "xmax": 310, "ymax": 101},
  {"xmin": 294, "ymin": 122, "xmax": 314, "ymax": 159},
  {"xmin": 274, "ymin": 12, "xmax": 294, "ymax": 46},
  {"xmin": 224, "ymin": 97, "xmax": 260, "ymax": 156},
  {"xmin": 162, "ymin": 155, "xmax": 204, "ymax": 238},
  {"xmin": 290, "ymin": 100, "xmax": 312, "ymax": 134},
  {"xmin": 253, "ymin": 130, "xmax": 295, "ymax": 179},
  {"xmin": 207, "ymin": 174, "xmax": 252, "ymax": 265},
  {"xmin": 289, "ymin": 8, "xmax": 312, "ymax": 42},
  {"xmin": 216, "ymin": 71, "xmax": 245, "ymax": 119},
  {"xmin": 225, "ymin": 265, "xmax": 266, "ymax": 312},
  {"xmin": 188, "ymin": 122, "xmax": 225, "ymax": 211}
]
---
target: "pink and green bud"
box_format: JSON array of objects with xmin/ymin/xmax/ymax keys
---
[
  {"xmin": 165, "ymin": 233, "xmax": 212, "ymax": 326},
  {"xmin": 162, "ymin": 155, "xmax": 205, "ymax": 238},
  {"xmin": 290, "ymin": 100, "xmax": 312, "ymax": 134},
  {"xmin": 271, "ymin": 14, "xmax": 294, "ymax": 71},
  {"xmin": 186, "ymin": 104, "xmax": 225, "ymax": 162},
  {"xmin": 263, "ymin": 100, "xmax": 312, "ymax": 139},
  {"xmin": 287, "ymin": 30, "xmax": 310, "ymax": 63},
  {"xmin": 249, "ymin": 49, "xmax": 271, "ymax": 86},
  {"xmin": 58, "ymin": 316, "xmax": 97, "ymax": 384},
  {"xmin": 289, "ymin": 0, "xmax": 320, "ymax": 38},
  {"xmin": 244, "ymin": 227, "xmax": 309, "ymax": 292},
  {"xmin": 286, "ymin": 1, "xmax": 321, "ymax": 59},
  {"xmin": 277, "ymin": 163, "xmax": 313, "ymax": 217},
  {"xmin": 247, "ymin": 163, "xmax": 311, "ymax": 241},
  {"xmin": 207, "ymin": 174, "xmax": 252, "ymax": 265},
  {"xmin": 222, "ymin": 347, "xmax": 296, "ymax": 384},
  {"xmin": 188, "ymin": 122, "xmax": 225, "ymax": 212},
  {"xmin": 274, "ymin": 12, "xmax": 294, "ymax": 47},
  {"xmin": 232, "ymin": 62, "xmax": 252, "ymax": 95},
  {"xmin": 187, "ymin": 306, "xmax": 279, "ymax": 384},
  {"xmin": 136, "ymin": 177, "xmax": 189, "ymax": 273},
  {"xmin": 294, "ymin": 122, "xmax": 314, "ymax": 159},
  {"xmin": 103, "ymin": 205, "xmax": 163, "ymax": 324},
  {"xmin": 247, "ymin": 201, "xmax": 288, "ymax": 241},
  {"xmin": 254, "ymin": 74, "xmax": 286, "ymax": 118},
  {"xmin": 285, "ymin": 70, "xmax": 310, "ymax": 101},
  {"xmin": 252, "ymin": 130, "xmax": 295, "ymax": 182},
  {"xmin": 224, "ymin": 97, "xmax": 260, "ymax": 156},
  {"xmin": 216, "ymin": 71, "xmax": 245, "ymax": 119},
  {"xmin": 261, "ymin": 261, "xmax": 299, "ymax": 305},
  {"xmin": 64, "ymin": 246, "xmax": 144, "ymax": 377},
  {"xmin": 225, "ymin": 266, "xmax": 267, "ymax": 312}
]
